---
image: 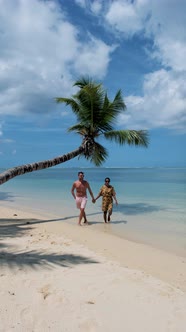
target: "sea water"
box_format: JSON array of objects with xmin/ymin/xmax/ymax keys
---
[{"xmin": 0, "ymin": 167, "xmax": 186, "ymax": 256}]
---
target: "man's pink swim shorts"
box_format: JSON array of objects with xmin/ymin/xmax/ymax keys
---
[{"xmin": 76, "ymin": 196, "xmax": 87, "ymax": 209}]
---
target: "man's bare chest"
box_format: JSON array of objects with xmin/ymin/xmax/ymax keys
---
[{"xmin": 76, "ymin": 181, "xmax": 88, "ymax": 191}]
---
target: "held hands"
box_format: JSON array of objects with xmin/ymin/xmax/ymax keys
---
[{"xmin": 92, "ymin": 198, "xmax": 96, "ymax": 203}]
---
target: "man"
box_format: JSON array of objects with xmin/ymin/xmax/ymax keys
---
[{"xmin": 71, "ymin": 171, "xmax": 95, "ymax": 225}]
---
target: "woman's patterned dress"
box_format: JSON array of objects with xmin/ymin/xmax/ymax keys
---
[{"xmin": 98, "ymin": 185, "xmax": 116, "ymax": 212}]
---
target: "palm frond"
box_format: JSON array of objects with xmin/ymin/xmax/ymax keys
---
[
  {"xmin": 104, "ymin": 130, "xmax": 149, "ymax": 147},
  {"xmin": 113, "ymin": 90, "xmax": 126, "ymax": 111},
  {"xmin": 74, "ymin": 76, "xmax": 92, "ymax": 88},
  {"xmin": 55, "ymin": 97, "xmax": 80, "ymax": 115},
  {"xmin": 56, "ymin": 77, "xmax": 149, "ymax": 166},
  {"xmin": 97, "ymin": 90, "xmax": 126, "ymax": 129},
  {"xmin": 68, "ymin": 124, "xmax": 89, "ymax": 135},
  {"xmin": 80, "ymin": 142, "xmax": 108, "ymax": 166}
]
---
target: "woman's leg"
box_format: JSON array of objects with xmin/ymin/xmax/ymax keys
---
[
  {"xmin": 108, "ymin": 209, "xmax": 112, "ymax": 222},
  {"xmin": 103, "ymin": 211, "xmax": 107, "ymax": 223}
]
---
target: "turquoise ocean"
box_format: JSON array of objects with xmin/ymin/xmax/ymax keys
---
[{"xmin": 0, "ymin": 167, "xmax": 186, "ymax": 257}]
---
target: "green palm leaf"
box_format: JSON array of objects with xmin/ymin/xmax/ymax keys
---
[
  {"xmin": 55, "ymin": 97, "xmax": 80, "ymax": 115},
  {"xmin": 81, "ymin": 142, "xmax": 108, "ymax": 166},
  {"xmin": 58, "ymin": 76, "xmax": 148, "ymax": 156},
  {"xmin": 104, "ymin": 130, "xmax": 149, "ymax": 146}
]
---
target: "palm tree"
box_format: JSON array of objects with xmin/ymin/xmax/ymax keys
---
[{"xmin": 0, "ymin": 77, "xmax": 148, "ymax": 185}]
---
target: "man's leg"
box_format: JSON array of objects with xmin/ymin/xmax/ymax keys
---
[
  {"xmin": 76, "ymin": 197, "xmax": 82, "ymax": 225},
  {"xmin": 80, "ymin": 197, "xmax": 88, "ymax": 224},
  {"xmin": 78, "ymin": 208, "xmax": 85, "ymax": 225}
]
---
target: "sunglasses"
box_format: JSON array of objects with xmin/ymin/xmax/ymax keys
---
[{"xmin": 105, "ymin": 180, "xmax": 110, "ymax": 182}]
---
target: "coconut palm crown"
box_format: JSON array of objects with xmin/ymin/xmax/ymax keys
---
[
  {"xmin": 56, "ymin": 77, "xmax": 148, "ymax": 166},
  {"xmin": 0, "ymin": 77, "xmax": 148, "ymax": 185}
]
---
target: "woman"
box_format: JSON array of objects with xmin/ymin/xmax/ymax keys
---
[{"xmin": 94, "ymin": 177, "xmax": 118, "ymax": 223}]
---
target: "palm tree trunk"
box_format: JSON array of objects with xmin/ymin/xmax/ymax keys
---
[{"xmin": 0, "ymin": 146, "xmax": 84, "ymax": 186}]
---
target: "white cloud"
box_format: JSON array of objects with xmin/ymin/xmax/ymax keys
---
[
  {"xmin": 102, "ymin": 0, "xmax": 186, "ymax": 132},
  {"xmin": 1, "ymin": 0, "xmax": 185, "ymax": 134},
  {"xmin": 90, "ymin": 0, "xmax": 103, "ymax": 14},
  {"xmin": 74, "ymin": 0, "xmax": 86, "ymax": 8},
  {"xmin": 144, "ymin": 1, "xmax": 186, "ymax": 71},
  {"xmin": 0, "ymin": 0, "xmax": 114, "ymax": 117},
  {"xmin": 104, "ymin": 0, "xmax": 186, "ymax": 71},
  {"xmin": 74, "ymin": 36, "xmax": 116, "ymax": 78},
  {"xmin": 119, "ymin": 69, "xmax": 186, "ymax": 131},
  {"xmin": 105, "ymin": 0, "xmax": 145, "ymax": 37}
]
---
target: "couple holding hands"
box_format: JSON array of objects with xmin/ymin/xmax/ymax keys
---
[{"xmin": 71, "ymin": 171, "xmax": 118, "ymax": 226}]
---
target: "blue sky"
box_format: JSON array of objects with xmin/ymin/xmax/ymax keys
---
[{"xmin": 0, "ymin": 0, "xmax": 186, "ymax": 168}]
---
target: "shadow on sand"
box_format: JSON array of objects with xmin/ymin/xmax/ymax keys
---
[
  {"xmin": 0, "ymin": 201, "xmax": 163, "ymax": 269},
  {"xmin": 0, "ymin": 216, "xmax": 100, "ymax": 268},
  {"xmin": 0, "ymin": 200, "xmax": 162, "ymax": 240},
  {"xmin": 116, "ymin": 202, "xmax": 165, "ymax": 215},
  {"xmin": 0, "ymin": 191, "xmax": 16, "ymax": 202},
  {"xmin": 0, "ymin": 212, "xmax": 102, "ymax": 238},
  {"xmin": 0, "ymin": 250, "xmax": 99, "ymax": 269}
]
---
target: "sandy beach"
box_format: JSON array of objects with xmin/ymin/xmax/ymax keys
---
[{"xmin": 0, "ymin": 204, "xmax": 186, "ymax": 332}]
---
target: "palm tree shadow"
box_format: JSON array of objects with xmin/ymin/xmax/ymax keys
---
[
  {"xmin": 0, "ymin": 215, "xmax": 78, "ymax": 238},
  {"xmin": 0, "ymin": 213, "xmax": 102, "ymax": 239},
  {"xmin": 0, "ymin": 191, "xmax": 18, "ymax": 201},
  {"xmin": 0, "ymin": 217, "xmax": 100, "ymax": 269},
  {"xmin": 0, "ymin": 219, "xmax": 36, "ymax": 238},
  {"xmin": 88, "ymin": 202, "xmax": 165, "ymax": 225},
  {"xmin": 0, "ymin": 211, "xmax": 103, "ymax": 231},
  {"xmin": 0, "ymin": 251, "xmax": 99, "ymax": 269},
  {"xmin": 0, "ymin": 210, "xmax": 127, "ymax": 239},
  {"xmin": 116, "ymin": 202, "xmax": 165, "ymax": 215}
]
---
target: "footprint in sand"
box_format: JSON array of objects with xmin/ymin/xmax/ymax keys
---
[
  {"xmin": 51, "ymin": 241, "xmax": 57, "ymax": 245},
  {"xmin": 39, "ymin": 284, "xmax": 51, "ymax": 300},
  {"xmin": 20, "ymin": 307, "xmax": 34, "ymax": 328}
]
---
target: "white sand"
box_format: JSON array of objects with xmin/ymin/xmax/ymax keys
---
[{"xmin": 0, "ymin": 205, "xmax": 186, "ymax": 332}]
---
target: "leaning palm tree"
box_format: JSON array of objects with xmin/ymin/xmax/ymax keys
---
[{"xmin": 0, "ymin": 77, "xmax": 148, "ymax": 185}]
